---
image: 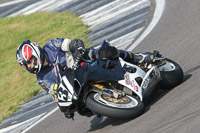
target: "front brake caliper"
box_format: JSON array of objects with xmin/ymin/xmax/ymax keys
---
[{"xmin": 92, "ymin": 84, "xmax": 125, "ymax": 99}]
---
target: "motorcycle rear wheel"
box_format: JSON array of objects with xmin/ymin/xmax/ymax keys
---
[{"xmin": 86, "ymin": 93, "xmax": 144, "ymax": 119}]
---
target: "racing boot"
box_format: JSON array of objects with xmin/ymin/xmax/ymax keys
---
[
  {"xmin": 133, "ymin": 52, "xmax": 154, "ymax": 64},
  {"xmin": 84, "ymin": 40, "xmax": 119, "ymax": 61},
  {"xmin": 64, "ymin": 112, "xmax": 74, "ymax": 120}
]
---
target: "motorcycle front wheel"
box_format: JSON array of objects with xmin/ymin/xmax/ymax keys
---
[
  {"xmin": 86, "ymin": 93, "xmax": 144, "ymax": 119},
  {"xmin": 159, "ymin": 58, "xmax": 184, "ymax": 89}
]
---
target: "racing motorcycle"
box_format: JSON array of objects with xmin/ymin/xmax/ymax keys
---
[{"xmin": 43, "ymin": 44, "xmax": 184, "ymax": 119}]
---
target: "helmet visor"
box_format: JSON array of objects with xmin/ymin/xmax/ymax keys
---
[{"xmin": 22, "ymin": 56, "xmax": 39, "ymax": 74}]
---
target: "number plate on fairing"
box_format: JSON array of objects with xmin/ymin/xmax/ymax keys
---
[
  {"xmin": 141, "ymin": 66, "xmax": 161, "ymax": 95},
  {"xmin": 142, "ymin": 76, "xmax": 151, "ymax": 90}
]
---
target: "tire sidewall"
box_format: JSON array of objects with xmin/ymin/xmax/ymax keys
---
[
  {"xmin": 86, "ymin": 93, "xmax": 144, "ymax": 119},
  {"xmin": 159, "ymin": 58, "xmax": 184, "ymax": 89}
]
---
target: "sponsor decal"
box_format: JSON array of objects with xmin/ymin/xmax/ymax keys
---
[
  {"xmin": 124, "ymin": 72, "xmax": 139, "ymax": 92},
  {"xmin": 131, "ymin": 80, "xmax": 139, "ymax": 92},
  {"xmin": 125, "ymin": 72, "xmax": 130, "ymax": 85},
  {"xmin": 54, "ymin": 39, "xmax": 61, "ymax": 47}
]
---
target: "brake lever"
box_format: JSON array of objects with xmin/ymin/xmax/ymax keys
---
[{"xmin": 72, "ymin": 61, "xmax": 79, "ymax": 70}]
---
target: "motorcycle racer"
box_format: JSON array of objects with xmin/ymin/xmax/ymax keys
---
[{"xmin": 16, "ymin": 38, "xmax": 154, "ymax": 119}]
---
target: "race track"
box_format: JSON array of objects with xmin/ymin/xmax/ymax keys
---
[
  {"xmin": 28, "ymin": 0, "xmax": 200, "ymax": 133},
  {"xmin": 1, "ymin": 0, "xmax": 200, "ymax": 132}
]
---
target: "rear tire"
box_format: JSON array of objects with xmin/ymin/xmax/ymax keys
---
[
  {"xmin": 159, "ymin": 58, "xmax": 184, "ymax": 89},
  {"xmin": 86, "ymin": 93, "xmax": 144, "ymax": 119}
]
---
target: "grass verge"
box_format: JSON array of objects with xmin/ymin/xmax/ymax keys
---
[{"xmin": 0, "ymin": 12, "xmax": 90, "ymax": 123}]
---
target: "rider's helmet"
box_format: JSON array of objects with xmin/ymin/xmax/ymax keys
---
[{"xmin": 16, "ymin": 40, "xmax": 43, "ymax": 74}]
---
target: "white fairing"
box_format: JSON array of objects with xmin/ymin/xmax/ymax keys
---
[
  {"xmin": 118, "ymin": 58, "xmax": 145, "ymax": 100},
  {"xmin": 118, "ymin": 58, "xmax": 161, "ymax": 101},
  {"xmin": 141, "ymin": 66, "xmax": 161, "ymax": 92}
]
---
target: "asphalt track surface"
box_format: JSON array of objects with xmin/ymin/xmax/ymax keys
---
[
  {"xmin": 0, "ymin": 0, "xmax": 152, "ymax": 131},
  {"xmin": 0, "ymin": 0, "xmax": 151, "ymax": 132},
  {"xmin": 1, "ymin": 0, "xmax": 200, "ymax": 132},
  {"xmin": 28, "ymin": 0, "xmax": 200, "ymax": 133}
]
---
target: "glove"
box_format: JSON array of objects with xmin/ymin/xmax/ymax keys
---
[
  {"xmin": 73, "ymin": 47, "xmax": 85, "ymax": 62},
  {"xmin": 71, "ymin": 47, "xmax": 85, "ymax": 70},
  {"xmin": 69, "ymin": 39, "xmax": 85, "ymax": 53},
  {"xmin": 69, "ymin": 39, "xmax": 85, "ymax": 63}
]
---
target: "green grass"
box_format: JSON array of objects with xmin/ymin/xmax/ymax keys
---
[{"xmin": 0, "ymin": 12, "xmax": 91, "ymax": 123}]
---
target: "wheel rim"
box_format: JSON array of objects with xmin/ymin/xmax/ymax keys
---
[
  {"xmin": 93, "ymin": 93, "xmax": 139, "ymax": 108},
  {"xmin": 160, "ymin": 62, "xmax": 176, "ymax": 71}
]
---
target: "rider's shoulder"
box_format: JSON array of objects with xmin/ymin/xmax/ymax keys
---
[{"xmin": 44, "ymin": 38, "xmax": 65, "ymax": 48}]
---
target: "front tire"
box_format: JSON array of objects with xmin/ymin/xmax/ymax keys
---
[
  {"xmin": 86, "ymin": 93, "xmax": 144, "ymax": 119},
  {"xmin": 159, "ymin": 58, "xmax": 184, "ymax": 89}
]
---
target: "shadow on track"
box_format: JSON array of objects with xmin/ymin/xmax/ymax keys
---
[
  {"xmin": 88, "ymin": 116, "xmax": 133, "ymax": 132},
  {"xmin": 184, "ymin": 65, "xmax": 200, "ymax": 75}
]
